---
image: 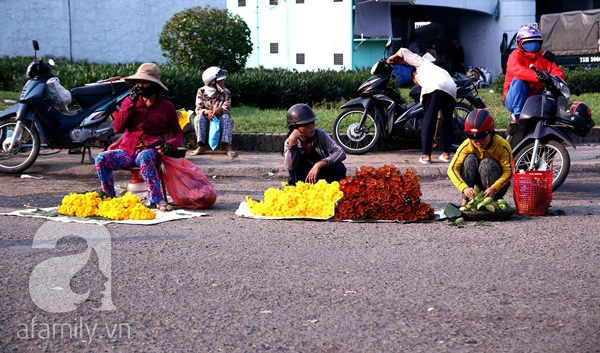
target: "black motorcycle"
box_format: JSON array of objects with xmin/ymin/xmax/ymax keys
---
[
  {"xmin": 332, "ymin": 38, "xmax": 486, "ymax": 155},
  {"xmin": 509, "ymin": 51, "xmax": 595, "ymax": 191},
  {"xmin": 0, "ymin": 40, "xmax": 131, "ymax": 174}
]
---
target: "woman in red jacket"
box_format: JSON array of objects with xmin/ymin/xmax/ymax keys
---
[{"xmin": 95, "ymin": 63, "xmax": 183, "ymax": 211}]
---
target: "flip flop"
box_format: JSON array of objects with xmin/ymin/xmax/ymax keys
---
[
  {"xmin": 418, "ymin": 157, "xmax": 431, "ymax": 165},
  {"xmin": 439, "ymin": 154, "xmax": 452, "ymax": 163},
  {"xmin": 226, "ymin": 150, "xmax": 237, "ymax": 157},
  {"xmin": 156, "ymin": 199, "xmax": 173, "ymax": 212},
  {"xmin": 190, "ymin": 146, "xmax": 209, "ymax": 156}
]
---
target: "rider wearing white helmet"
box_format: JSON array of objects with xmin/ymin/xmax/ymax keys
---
[{"xmin": 191, "ymin": 66, "xmax": 235, "ymax": 157}]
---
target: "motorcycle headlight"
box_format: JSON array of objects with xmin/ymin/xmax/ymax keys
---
[
  {"xmin": 26, "ymin": 62, "xmax": 35, "ymax": 79},
  {"xmin": 554, "ymin": 80, "xmax": 570, "ymax": 100},
  {"xmin": 370, "ymin": 62, "xmax": 379, "ymax": 75}
]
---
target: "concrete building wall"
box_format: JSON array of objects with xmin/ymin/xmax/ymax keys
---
[
  {"xmin": 0, "ymin": 0, "xmax": 541, "ymax": 78},
  {"xmin": 228, "ymin": 0, "xmax": 536, "ymax": 78},
  {"xmin": 0, "ymin": 0, "xmax": 225, "ymax": 63},
  {"xmin": 460, "ymin": 0, "xmax": 536, "ymax": 77},
  {"xmin": 417, "ymin": 0, "xmax": 498, "ymax": 15},
  {"xmin": 228, "ymin": 0, "xmax": 352, "ymax": 71}
]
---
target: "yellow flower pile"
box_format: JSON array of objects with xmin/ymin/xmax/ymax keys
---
[
  {"xmin": 58, "ymin": 191, "xmax": 156, "ymax": 220},
  {"xmin": 246, "ymin": 180, "xmax": 343, "ymax": 218},
  {"xmin": 177, "ymin": 109, "xmax": 189, "ymax": 130},
  {"xmin": 57, "ymin": 191, "xmax": 103, "ymax": 218}
]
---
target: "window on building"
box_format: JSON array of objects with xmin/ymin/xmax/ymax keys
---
[
  {"xmin": 270, "ymin": 43, "xmax": 279, "ymax": 54},
  {"xmin": 296, "ymin": 0, "xmax": 304, "ymax": 3},
  {"xmin": 238, "ymin": 0, "xmax": 246, "ymax": 6},
  {"xmin": 296, "ymin": 53, "xmax": 305, "ymax": 65},
  {"xmin": 270, "ymin": 0, "xmax": 278, "ymax": 5},
  {"xmin": 333, "ymin": 53, "xmax": 343, "ymax": 65},
  {"xmin": 333, "ymin": 0, "xmax": 343, "ymax": 2}
]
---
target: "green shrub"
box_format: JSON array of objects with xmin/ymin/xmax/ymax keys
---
[
  {"xmin": 159, "ymin": 6, "xmax": 252, "ymax": 73},
  {"xmin": 3, "ymin": 54, "xmax": 600, "ymax": 113},
  {"xmin": 0, "ymin": 56, "xmax": 33, "ymax": 91}
]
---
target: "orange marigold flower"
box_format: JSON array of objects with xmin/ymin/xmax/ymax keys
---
[{"xmin": 334, "ymin": 164, "xmax": 434, "ymax": 221}]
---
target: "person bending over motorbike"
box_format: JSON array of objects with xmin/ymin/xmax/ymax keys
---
[
  {"xmin": 95, "ymin": 63, "xmax": 183, "ymax": 212},
  {"xmin": 190, "ymin": 66, "xmax": 236, "ymax": 157},
  {"xmin": 503, "ymin": 25, "xmax": 565, "ymax": 141},
  {"xmin": 386, "ymin": 47, "xmax": 456, "ymax": 165},
  {"xmin": 284, "ymin": 104, "xmax": 346, "ymax": 185},
  {"xmin": 448, "ymin": 109, "xmax": 513, "ymax": 206}
]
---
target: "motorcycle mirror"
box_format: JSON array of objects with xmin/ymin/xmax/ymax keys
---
[
  {"xmin": 48, "ymin": 59, "xmax": 55, "ymax": 67},
  {"xmin": 32, "ymin": 40, "xmax": 39, "ymax": 60},
  {"xmin": 500, "ymin": 33, "xmax": 507, "ymax": 52},
  {"xmin": 542, "ymin": 50, "xmax": 556, "ymax": 63},
  {"xmin": 383, "ymin": 37, "xmax": 393, "ymax": 57}
]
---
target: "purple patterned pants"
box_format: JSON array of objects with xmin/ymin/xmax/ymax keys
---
[{"xmin": 95, "ymin": 148, "xmax": 162, "ymax": 203}]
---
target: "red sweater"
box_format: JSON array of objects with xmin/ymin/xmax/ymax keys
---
[{"xmin": 113, "ymin": 96, "xmax": 183, "ymax": 156}]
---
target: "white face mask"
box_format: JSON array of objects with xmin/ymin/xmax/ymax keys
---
[{"xmin": 202, "ymin": 85, "xmax": 217, "ymax": 97}]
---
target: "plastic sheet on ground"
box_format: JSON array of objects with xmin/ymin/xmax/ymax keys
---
[
  {"xmin": 235, "ymin": 201, "xmax": 333, "ymax": 221},
  {"xmin": 236, "ymin": 201, "xmax": 446, "ymax": 222},
  {"xmin": 0, "ymin": 207, "xmax": 208, "ymax": 225}
]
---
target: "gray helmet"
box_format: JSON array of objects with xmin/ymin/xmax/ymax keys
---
[{"xmin": 286, "ymin": 104, "xmax": 318, "ymax": 127}]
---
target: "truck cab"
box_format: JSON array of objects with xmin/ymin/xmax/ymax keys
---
[{"xmin": 500, "ymin": 32, "xmax": 517, "ymax": 74}]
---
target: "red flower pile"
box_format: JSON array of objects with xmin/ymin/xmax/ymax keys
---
[{"xmin": 334, "ymin": 164, "xmax": 435, "ymax": 221}]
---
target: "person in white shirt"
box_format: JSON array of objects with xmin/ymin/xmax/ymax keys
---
[{"xmin": 387, "ymin": 47, "xmax": 457, "ymax": 164}]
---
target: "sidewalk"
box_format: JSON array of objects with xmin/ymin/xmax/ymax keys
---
[
  {"xmin": 24, "ymin": 143, "xmax": 600, "ymax": 180},
  {"xmin": 187, "ymin": 144, "xmax": 600, "ymax": 178}
]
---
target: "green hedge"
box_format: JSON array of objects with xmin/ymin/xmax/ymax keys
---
[{"xmin": 2, "ymin": 55, "xmax": 599, "ymax": 110}]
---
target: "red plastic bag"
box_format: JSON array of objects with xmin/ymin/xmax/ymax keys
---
[{"xmin": 161, "ymin": 156, "xmax": 217, "ymax": 209}]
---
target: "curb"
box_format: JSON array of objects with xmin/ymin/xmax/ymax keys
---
[{"xmin": 204, "ymin": 127, "xmax": 600, "ymax": 153}]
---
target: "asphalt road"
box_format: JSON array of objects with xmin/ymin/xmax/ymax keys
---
[{"xmin": 0, "ymin": 171, "xmax": 599, "ymax": 352}]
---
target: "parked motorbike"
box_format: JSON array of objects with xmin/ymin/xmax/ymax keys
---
[
  {"xmin": 0, "ymin": 40, "xmax": 132, "ymax": 174},
  {"xmin": 332, "ymin": 38, "xmax": 486, "ymax": 155},
  {"xmin": 509, "ymin": 51, "xmax": 595, "ymax": 191},
  {"xmin": 454, "ymin": 66, "xmax": 493, "ymax": 89}
]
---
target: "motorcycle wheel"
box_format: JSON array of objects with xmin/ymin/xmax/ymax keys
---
[
  {"xmin": 436, "ymin": 102, "xmax": 471, "ymax": 151},
  {"xmin": 514, "ymin": 139, "xmax": 570, "ymax": 191},
  {"xmin": 332, "ymin": 108, "xmax": 380, "ymax": 155},
  {"xmin": 0, "ymin": 120, "xmax": 41, "ymax": 174},
  {"xmin": 450, "ymin": 103, "xmax": 472, "ymax": 150}
]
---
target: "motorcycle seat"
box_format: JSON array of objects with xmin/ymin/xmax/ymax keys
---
[
  {"xmin": 71, "ymin": 80, "xmax": 130, "ymax": 108},
  {"xmin": 71, "ymin": 80, "xmax": 129, "ymax": 96},
  {"xmin": 454, "ymin": 79, "xmax": 472, "ymax": 87},
  {"xmin": 409, "ymin": 85, "xmax": 421, "ymax": 102}
]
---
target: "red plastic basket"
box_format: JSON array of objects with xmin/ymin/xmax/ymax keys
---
[{"xmin": 512, "ymin": 170, "xmax": 553, "ymax": 216}]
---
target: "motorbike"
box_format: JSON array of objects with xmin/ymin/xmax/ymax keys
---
[
  {"xmin": 455, "ymin": 66, "xmax": 493, "ymax": 89},
  {"xmin": 509, "ymin": 51, "xmax": 595, "ymax": 191},
  {"xmin": 0, "ymin": 40, "xmax": 132, "ymax": 174},
  {"xmin": 332, "ymin": 38, "xmax": 486, "ymax": 155}
]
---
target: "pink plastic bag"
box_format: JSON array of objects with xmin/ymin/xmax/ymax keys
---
[{"xmin": 161, "ymin": 156, "xmax": 217, "ymax": 209}]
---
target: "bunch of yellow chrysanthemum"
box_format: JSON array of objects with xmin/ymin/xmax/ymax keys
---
[
  {"xmin": 58, "ymin": 191, "xmax": 155, "ymax": 220},
  {"xmin": 246, "ymin": 180, "xmax": 343, "ymax": 218},
  {"xmin": 96, "ymin": 192, "xmax": 156, "ymax": 220},
  {"xmin": 57, "ymin": 191, "xmax": 104, "ymax": 218}
]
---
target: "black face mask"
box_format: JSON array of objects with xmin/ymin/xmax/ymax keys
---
[{"xmin": 140, "ymin": 84, "xmax": 159, "ymax": 98}]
